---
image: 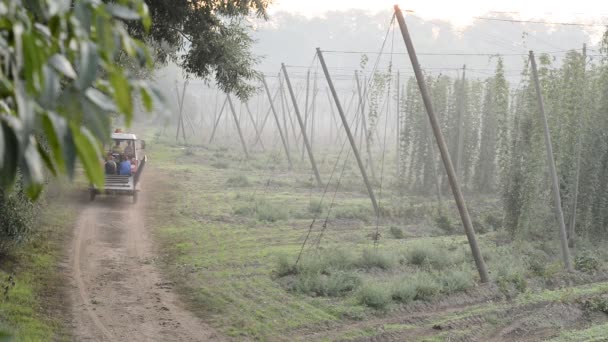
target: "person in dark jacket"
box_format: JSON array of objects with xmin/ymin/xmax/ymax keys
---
[{"xmin": 104, "ymin": 153, "xmax": 117, "ymax": 175}]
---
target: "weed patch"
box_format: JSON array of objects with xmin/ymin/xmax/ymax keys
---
[{"xmin": 357, "ymin": 283, "xmax": 391, "ymax": 309}]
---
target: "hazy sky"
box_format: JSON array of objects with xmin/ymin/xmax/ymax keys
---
[{"xmin": 268, "ymin": 0, "xmax": 608, "ymax": 27}]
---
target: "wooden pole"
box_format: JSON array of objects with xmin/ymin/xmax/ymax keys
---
[
  {"xmin": 355, "ymin": 71, "xmax": 377, "ymax": 181},
  {"xmin": 261, "ymin": 75, "xmax": 293, "ymax": 169},
  {"xmin": 302, "ymin": 70, "xmax": 311, "ymax": 160},
  {"xmin": 310, "ymin": 72, "xmax": 318, "ymax": 155},
  {"xmin": 209, "ymin": 96, "xmax": 228, "ymax": 144},
  {"xmin": 529, "ymin": 50, "xmax": 573, "ymax": 272},
  {"xmin": 317, "ymin": 49, "xmax": 379, "ymax": 216},
  {"xmin": 278, "ymin": 75, "xmax": 291, "ymax": 152},
  {"xmin": 394, "ymin": 5, "xmax": 489, "ymax": 283},
  {"xmin": 282, "ymin": 64, "xmax": 322, "ymax": 186},
  {"xmin": 227, "ymin": 94, "xmax": 250, "ymax": 158},
  {"xmin": 253, "ymin": 87, "xmax": 280, "ymax": 147},
  {"xmin": 568, "ymin": 44, "xmax": 587, "ymax": 248}
]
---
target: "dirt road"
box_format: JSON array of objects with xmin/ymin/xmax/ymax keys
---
[{"xmin": 66, "ymin": 177, "xmax": 222, "ymax": 341}]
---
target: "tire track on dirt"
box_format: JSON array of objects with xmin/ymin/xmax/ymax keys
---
[{"xmin": 67, "ymin": 170, "xmax": 224, "ymax": 341}]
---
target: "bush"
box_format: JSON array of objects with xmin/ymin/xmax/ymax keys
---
[
  {"xmin": 225, "ymin": 175, "xmax": 250, "ymax": 187},
  {"xmin": 435, "ymin": 214, "xmax": 454, "ymax": 234},
  {"xmin": 411, "ymin": 272, "xmax": 441, "ymax": 300},
  {"xmin": 308, "ymin": 199, "xmax": 324, "ymax": 215},
  {"xmin": 0, "ymin": 181, "xmax": 37, "ymax": 254},
  {"xmin": 357, "ymin": 283, "xmax": 391, "ymax": 309},
  {"xmin": 437, "ymin": 269, "xmax": 474, "ymax": 294},
  {"xmin": 275, "ymin": 254, "xmax": 297, "ymax": 277},
  {"xmin": 256, "ymin": 202, "xmax": 288, "ymax": 222},
  {"xmin": 575, "ymin": 252, "xmax": 600, "ymax": 274},
  {"xmin": 406, "ymin": 244, "xmax": 451, "ymax": 270},
  {"xmin": 389, "ymin": 226, "xmax": 405, "ymax": 239},
  {"xmin": 333, "ymin": 204, "xmax": 373, "ymax": 222},
  {"xmin": 294, "ymin": 271, "xmax": 360, "ymax": 297},
  {"xmin": 211, "ymin": 161, "xmax": 229, "ymax": 169},
  {"xmin": 391, "ymin": 281, "xmax": 416, "ymax": 303},
  {"xmin": 356, "ymin": 249, "xmax": 395, "ymax": 270},
  {"xmin": 484, "ymin": 213, "xmax": 503, "ymax": 231}
]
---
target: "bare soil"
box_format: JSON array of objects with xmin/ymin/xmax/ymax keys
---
[{"xmin": 65, "ymin": 173, "xmax": 224, "ymax": 341}]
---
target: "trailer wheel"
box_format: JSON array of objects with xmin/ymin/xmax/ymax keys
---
[{"xmin": 89, "ymin": 189, "xmax": 96, "ymax": 202}]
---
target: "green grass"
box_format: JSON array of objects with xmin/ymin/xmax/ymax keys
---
[
  {"xmin": 0, "ymin": 188, "xmax": 77, "ymax": 341},
  {"xmin": 142, "ymin": 133, "xmax": 608, "ymax": 341}
]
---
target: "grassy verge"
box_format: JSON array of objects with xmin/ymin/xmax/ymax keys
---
[{"xmin": 0, "ymin": 184, "xmax": 78, "ymax": 341}]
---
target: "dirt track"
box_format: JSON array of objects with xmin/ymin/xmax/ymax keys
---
[{"xmin": 66, "ymin": 175, "xmax": 222, "ymax": 341}]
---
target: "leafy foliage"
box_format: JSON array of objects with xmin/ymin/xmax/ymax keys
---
[
  {"xmin": 127, "ymin": 0, "xmax": 270, "ymax": 99},
  {"xmin": 0, "ymin": 0, "xmax": 158, "ymax": 197}
]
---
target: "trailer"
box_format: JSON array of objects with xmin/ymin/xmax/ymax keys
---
[{"xmin": 89, "ymin": 131, "xmax": 147, "ymax": 203}]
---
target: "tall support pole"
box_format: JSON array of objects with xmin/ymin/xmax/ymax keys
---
[
  {"xmin": 455, "ymin": 65, "xmax": 467, "ymax": 181},
  {"xmin": 253, "ymin": 87, "xmax": 280, "ymax": 147},
  {"xmin": 227, "ymin": 94, "xmax": 250, "ymax": 158},
  {"xmin": 245, "ymin": 102, "xmax": 265, "ymax": 151},
  {"xmin": 261, "ymin": 75, "xmax": 293, "ymax": 169},
  {"xmin": 209, "ymin": 96, "xmax": 228, "ymax": 144},
  {"xmin": 310, "ymin": 72, "xmax": 318, "ymax": 154},
  {"xmin": 355, "ymin": 71, "xmax": 377, "ymax": 181},
  {"xmin": 278, "ymin": 74, "xmax": 291, "ymax": 152},
  {"xmin": 396, "ymin": 71, "xmax": 401, "ymax": 177},
  {"xmin": 569, "ymin": 44, "xmax": 586, "ymax": 248},
  {"xmin": 318, "ymin": 49, "xmax": 379, "ymax": 216},
  {"xmin": 529, "ymin": 50, "xmax": 573, "ymax": 272},
  {"xmin": 394, "ymin": 6, "xmax": 489, "ymax": 283},
  {"xmin": 302, "ymin": 70, "xmax": 311, "ymax": 160},
  {"xmin": 282, "ymin": 64, "xmax": 322, "ymax": 186}
]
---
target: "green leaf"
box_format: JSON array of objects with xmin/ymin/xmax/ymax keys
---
[
  {"xmin": 40, "ymin": 66, "xmax": 61, "ymax": 109},
  {"xmin": 37, "ymin": 140, "xmax": 57, "ymax": 176},
  {"xmin": 41, "ymin": 112, "xmax": 66, "ymax": 173},
  {"xmin": 110, "ymin": 70, "xmax": 132, "ymax": 123},
  {"xmin": 22, "ymin": 138, "xmax": 45, "ymax": 199},
  {"xmin": 140, "ymin": 86, "xmax": 153, "ymax": 112},
  {"xmin": 49, "ymin": 54, "xmax": 77, "ymax": 79},
  {"xmin": 85, "ymin": 88, "xmax": 117, "ymax": 112},
  {"xmin": 76, "ymin": 42, "xmax": 99, "ymax": 90},
  {"xmin": 106, "ymin": 4, "xmax": 140, "ymax": 20},
  {"xmin": 72, "ymin": 125, "xmax": 103, "ymax": 188},
  {"xmin": 137, "ymin": 2, "xmax": 151, "ymax": 31}
]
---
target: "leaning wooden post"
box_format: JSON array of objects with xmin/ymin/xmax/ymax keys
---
[
  {"xmin": 227, "ymin": 94, "xmax": 250, "ymax": 158},
  {"xmin": 529, "ymin": 50, "xmax": 573, "ymax": 272},
  {"xmin": 317, "ymin": 49, "xmax": 380, "ymax": 216},
  {"xmin": 209, "ymin": 96, "xmax": 228, "ymax": 144},
  {"xmin": 302, "ymin": 70, "xmax": 311, "ymax": 160},
  {"xmin": 355, "ymin": 71, "xmax": 377, "ymax": 181},
  {"xmin": 261, "ymin": 75, "xmax": 293, "ymax": 169},
  {"xmin": 282, "ymin": 64, "xmax": 322, "ymax": 186},
  {"xmin": 394, "ymin": 5, "xmax": 489, "ymax": 283},
  {"xmin": 253, "ymin": 87, "xmax": 280, "ymax": 147}
]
